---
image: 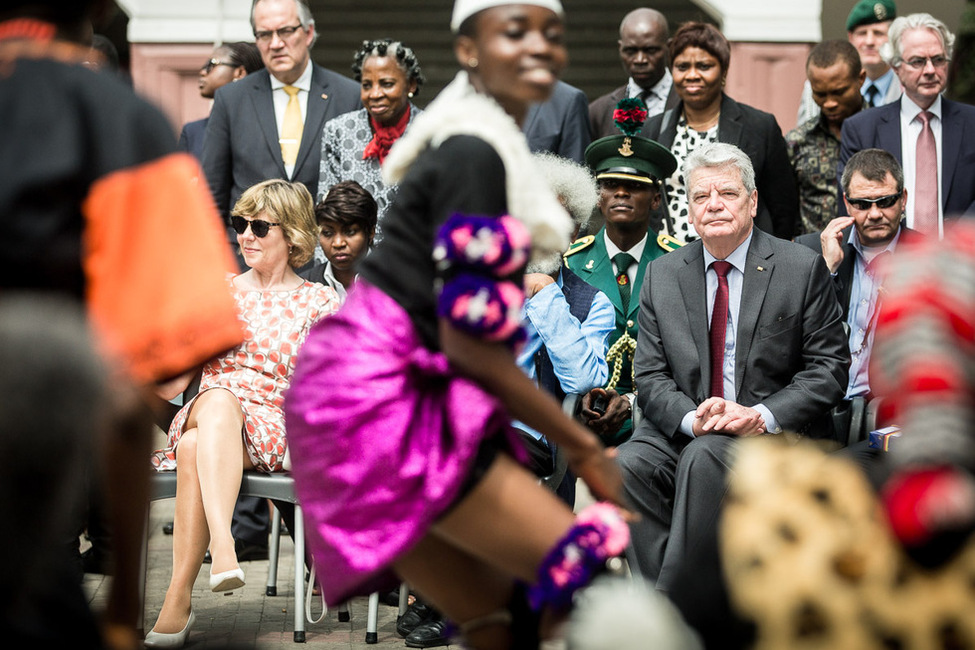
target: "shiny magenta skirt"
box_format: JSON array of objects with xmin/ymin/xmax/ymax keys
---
[{"xmin": 285, "ymin": 280, "xmax": 525, "ymax": 605}]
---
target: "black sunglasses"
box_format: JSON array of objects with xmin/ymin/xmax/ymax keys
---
[
  {"xmin": 845, "ymin": 193, "xmax": 901, "ymax": 211},
  {"xmin": 202, "ymin": 58, "xmax": 236, "ymax": 74},
  {"xmin": 231, "ymin": 216, "xmax": 281, "ymax": 238}
]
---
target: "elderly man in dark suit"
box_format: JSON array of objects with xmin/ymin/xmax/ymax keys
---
[
  {"xmin": 838, "ymin": 13, "xmax": 975, "ymax": 233},
  {"xmin": 797, "ymin": 148, "xmax": 919, "ymax": 445},
  {"xmin": 203, "ymin": 0, "xmax": 360, "ymax": 230},
  {"xmin": 617, "ymin": 142, "xmax": 849, "ymax": 590},
  {"xmin": 588, "ymin": 8, "xmax": 679, "ymax": 140}
]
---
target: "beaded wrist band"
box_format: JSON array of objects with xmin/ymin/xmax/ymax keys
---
[{"xmin": 527, "ymin": 503, "xmax": 629, "ymax": 612}]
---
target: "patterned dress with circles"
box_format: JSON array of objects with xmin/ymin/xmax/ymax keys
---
[
  {"xmin": 664, "ymin": 116, "xmax": 719, "ymax": 244},
  {"xmin": 151, "ymin": 280, "xmax": 340, "ymax": 472}
]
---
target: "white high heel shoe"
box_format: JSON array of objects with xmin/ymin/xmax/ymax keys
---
[
  {"xmin": 144, "ymin": 610, "xmax": 195, "ymax": 648},
  {"xmin": 209, "ymin": 566, "xmax": 245, "ymax": 593}
]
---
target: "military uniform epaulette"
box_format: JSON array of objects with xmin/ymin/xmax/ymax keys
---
[
  {"xmin": 657, "ymin": 233, "xmax": 683, "ymax": 252},
  {"xmin": 563, "ymin": 235, "xmax": 595, "ymax": 261}
]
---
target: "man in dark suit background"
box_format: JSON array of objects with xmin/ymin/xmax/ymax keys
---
[
  {"xmin": 617, "ymin": 142, "xmax": 849, "ymax": 590},
  {"xmin": 523, "ymin": 80, "xmax": 591, "ymax": 164},
  {"xmin": 797, "ymin": 148, "xmax": 918, "ymax": 445},
  {"xmin": 588, "ymin": 8, "xmax": 679, "ymax": 140},
  {"xmin": 839, "ymin": 13, "xmax": 975, "ymax": 233},
  {"xmin": 203, "ymin": 0, "xmax": 360, "ymax": 231}
]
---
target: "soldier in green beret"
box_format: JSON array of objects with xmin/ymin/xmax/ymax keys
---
[{"xmin": 565, "ymin": 98, "xmax": 679, "ymax": 446}]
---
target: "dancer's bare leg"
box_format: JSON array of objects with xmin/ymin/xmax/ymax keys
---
[
  {"xmin": 186, "ymin": 388, "xmax": 250, "ymax": 575},
  {"xmin": 395, "ymin": 534, "xmax": 514, "ymax": 650},
  {"xmin": 151, "ymin": 428, "xmax": 209, "ymax": 633},
  {"xmin": 394, "ymin": 453, "xmax": 578, "ymax": 648},
  {"xmin": 435, "ymin": 453, "xmax": 575, "ymax": 581}
]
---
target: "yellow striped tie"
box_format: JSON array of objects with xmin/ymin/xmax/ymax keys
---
[{"xmin": 280, "ymin": 85, "xmax": 302, "ymax": 167}]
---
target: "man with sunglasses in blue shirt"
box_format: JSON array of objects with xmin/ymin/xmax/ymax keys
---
[{"xmin": 798, "ymin": 148, "xmax": 920, "ymax": 447}]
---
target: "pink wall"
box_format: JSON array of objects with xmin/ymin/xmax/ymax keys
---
[
  {"xmin": 726, "ymin": 42, "xmax": 813, "ymax": 134},
  {"xmin": 131, "ymin": 43, "xmax": 214, "ymax": 136},
  {"xmin": 131, "ymin": 40, "xmax": 814, "ymax": 142}
]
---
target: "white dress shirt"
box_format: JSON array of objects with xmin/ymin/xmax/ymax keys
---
[{"xmin": 603, "ymin": 230, "xmax": 647, "ymax": 286}]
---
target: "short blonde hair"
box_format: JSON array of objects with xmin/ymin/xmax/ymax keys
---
[{"xmin": 231, "ymin": 179, "xmax": 318, "ymax": 268}]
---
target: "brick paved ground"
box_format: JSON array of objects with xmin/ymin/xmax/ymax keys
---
[{"xmin": 84, "ymin": 497, "xmax": 444, "ymax": 649}]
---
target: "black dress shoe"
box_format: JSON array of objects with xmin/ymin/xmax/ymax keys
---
[
  {"xmin": 396, "ymin": 601, "xmax": 432, "ymax": 637},
  {"xmin": 81, "ymin": 547, "xmax": 114, "ymax": 575},
  {"xmin": 404, "ymin": 616, "xmax": 449, "ymax": 648},
  {"xmin": 202, "ymin": 539, "xmax": 269, "ymax": 565},
  {"xmin": 381, "ymin": 587, "xmax": 401, "ymax": 607},
  {"xmin": 162, "ymin": 521, "xmax": 174, "ymax": 535},
  {"xmin": 235, "ymin": 539, "xmax": 269, "ymax": 562}
]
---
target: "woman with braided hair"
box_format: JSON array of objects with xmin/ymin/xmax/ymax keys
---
[{"xmin": 317, "ymin": 38, "xmax": 424, "ymax": 243}]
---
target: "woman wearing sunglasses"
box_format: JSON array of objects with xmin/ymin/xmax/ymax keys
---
[
  {"xmin": 286, "ymin": 2, "xmax": 631, "ymax": 647},
  {"xmin": 146, "ymin": 180, "xmax": 340, "ymax": 648}
]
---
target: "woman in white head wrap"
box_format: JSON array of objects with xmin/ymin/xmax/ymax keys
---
[{"xmin": 286, "ymin": 2, "xmax": 632, "ymax": 647}]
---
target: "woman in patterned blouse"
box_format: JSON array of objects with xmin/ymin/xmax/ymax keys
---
[{"xmin": 317, "ymin": 39, "xmax": 425, "ymax": 243}]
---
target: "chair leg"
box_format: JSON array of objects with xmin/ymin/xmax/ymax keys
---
[
  {"xmin": 338, "ymin": 601, "xmax": 350, "ymax": 622},
  {"xmin": 266, "ymin": 503, "xmax": 280, "ymax": 597},
  {"xmin": 365, "ymin": 592, "xmax": 380, "ymax": 644},
  {"xmin": 293, "ymin": 503, "xmax": 305, "ymax": 643},
  {"xmin": 398, "ymin": 582, "xmax": 409, "ymax": 617},
  {"xmin": 138, "ymin": 504, "xmax": 150, "ymax": 639}
]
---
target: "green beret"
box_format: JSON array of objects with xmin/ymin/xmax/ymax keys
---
[
  {"xmin": 584, "ymin": 135, "xmax": 677, "ymax": 187},
  {"xmin": 846, "ymin": 0, "xmax": 896, "ymax": 31}
]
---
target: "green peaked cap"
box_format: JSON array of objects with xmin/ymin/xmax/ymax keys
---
[{"xmin": 584, "ymin": 135, "xmax": 678, "ymax": 186}]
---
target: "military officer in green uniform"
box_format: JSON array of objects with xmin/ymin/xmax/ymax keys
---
[{"xmin": 566, "ymin": 129, "xmax": 679, "ymax": 445}]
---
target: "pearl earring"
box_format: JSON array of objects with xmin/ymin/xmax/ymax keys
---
[
  {"xmin": 408, "ymin": 91, "xmax": 414, "ymax": 98},
  {"xmin": 468, "ymin": 57, "xmax": 478, "ymax": 69}
]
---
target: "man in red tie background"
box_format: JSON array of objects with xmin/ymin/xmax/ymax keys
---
[
  {"xmin": 617, "ymin": 142, "xmax": 849, "ymax": 590},
  {"xmin": 838, "ymin": 13, "xmax": 975, "ymax": 235}
]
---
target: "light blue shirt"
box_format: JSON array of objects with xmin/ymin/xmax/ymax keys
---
[
  {"xmin": 679, "ymin": 231, "xmax": 780, "ymax": 437},
  {"xmin": 862, "ymin": 68, "xmax": 895, "ymax": 104},
  {"xmin": 515, "ymin": 273, "xmax": 616, "ymax": 440},
  {"xmin": 845, "ymin": 227, "xmax": 901, "ymax": 397}
]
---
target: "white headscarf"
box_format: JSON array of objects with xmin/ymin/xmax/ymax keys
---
[{"xmin": 450, "ymin": 0, "xmax": 564, "ymax": 32}]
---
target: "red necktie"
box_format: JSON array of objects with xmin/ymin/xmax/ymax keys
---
[
  {"xmin": 709, "ymin": 261, "xmax": 732, "ymax": 398},
  {"xmin": 914, "ymin": 110, "xmax": 938, "ymax": 235}
]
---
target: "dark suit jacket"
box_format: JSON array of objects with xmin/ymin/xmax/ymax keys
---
[
  {"xmin": 522, "ymin": 81, "xmax": 591, "ymax": 164},
  {"xmin": 644, "ymin": 94, "xmax": 800, "ymax": 240},
  {"xmin": 632, "ymin": 228, "xmax": 849, "ymax": 441},
  {"xmin": 838, "ymin": 97, "xmax": 975, "ymax": 218},
  {"xmin": 202, "ymin": 65, "xmax": 361, "ymax": 222},
  {"xmin": 588, "ymin": 82, "xmax": 680, "ymax": 140},
  {"xmin": 795, "ymin": 223, "xmax": 920, "ymax": 320},
  {"xmin": 178, "ymin": 117, "xmax": 207, "ymax": 161}
]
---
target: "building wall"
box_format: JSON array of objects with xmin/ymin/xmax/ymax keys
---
[{"xmin": 123, "ymin": 0, "xmax": 820, "ymax": 135}]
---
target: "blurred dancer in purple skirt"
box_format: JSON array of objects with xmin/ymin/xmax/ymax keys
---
[{"xmin": 285, "ymin": 1, "xmax": 633, "ymax": 647}]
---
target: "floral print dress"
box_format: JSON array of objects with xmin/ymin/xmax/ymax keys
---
[{"xmin": 151, "ymin": 279, "xmax": 340, "ymax": 472}]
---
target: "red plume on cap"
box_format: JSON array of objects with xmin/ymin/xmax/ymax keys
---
[{"xmin": 612, "ymin": 97, "xmax": 649, "ymax": 137}]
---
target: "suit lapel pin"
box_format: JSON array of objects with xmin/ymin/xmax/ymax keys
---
[
  {"xmin": 757, "ymin": 266, "xmax": 765, "ymax": 272},
  {"xmin": 321, "ymin": 93, "xmax": 329, "ymax": 100},
  {"xmin": 585, "ymin": 260, "xmax": 594, "ymax": 270}
]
